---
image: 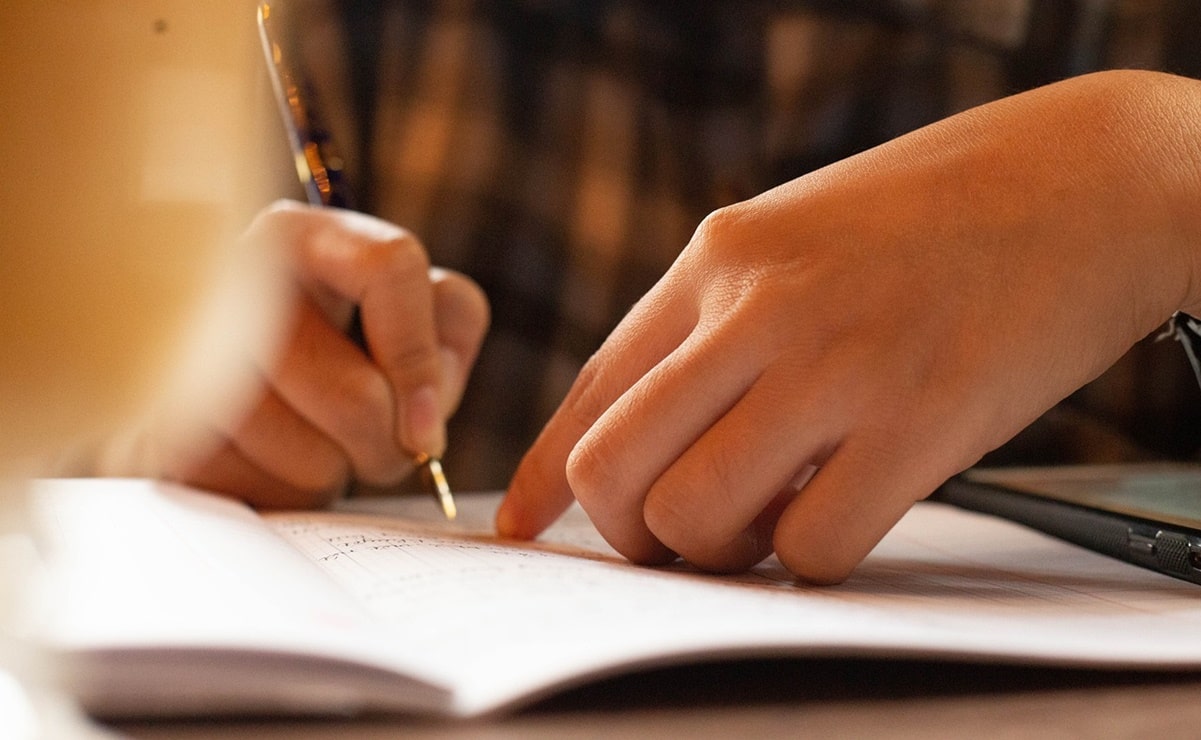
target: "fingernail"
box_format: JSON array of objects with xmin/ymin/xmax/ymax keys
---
[
  {"xmin": 788, "ymin": 464, "xmax": 819, "ymax": 492},
  {"xmin": 495, "ymin": 499, "xmax": 516, "ymax": 537},
  {"xmin": 495, "ymin": 495, "xmax": 533, "ymax": 539},
  {"xmin": 404, "ymin": 384, "xmax": 445, "ymax": 457}
]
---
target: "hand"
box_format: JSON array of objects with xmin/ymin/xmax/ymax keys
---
[
  {"xmin": 106, "ymin": 201, "xmax": 489, "ymax": 508},
  {"xmin": 500, "ymin": 70, "xmax": 1201, "ymax": 582}
]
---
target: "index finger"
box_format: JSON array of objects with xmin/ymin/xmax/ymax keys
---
[
  {"xmin": 257, "ymin": 201, "xmax": 445, "ymax": 458},
  {"xmin": 499, "ymin": 278, "xmax": 694, "ymax": 541}
]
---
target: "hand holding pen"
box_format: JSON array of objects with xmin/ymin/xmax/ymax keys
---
[
  {"xmin": 138, "ymin": 199, "xmax": 485, "ymax": 512},
  {"xmin": 242, "ymin": 2, "xmax": 486, "ymax": 516},
  {"xmin": 128, "ymin": 4, "xmax": 488, "ymax": 512}
]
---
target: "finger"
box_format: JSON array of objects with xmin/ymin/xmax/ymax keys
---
[
  {"xmin": 271, "ymin": 294, "xmax": 412, "ymax": 485},
  {"xmin": 429, "ymin": 267, "xmax": 490, "ymax": 416},
  {"xmin": 242, "ymin": 202, "xmax": 355, "ymax": 330},
  {"xmin": 356, "ymin": 238, "xmax": 443, "ymax": 458},
  {"xmin": 563, "ymin": 321, "xmax": 770, "ymax": 563},
  {"xmin": 772, "ymin": 437, "xmax": 942, "ymax": 584},
  {"xmin": 499, "ymin": 281, "xmax": 696, "ymax": 541},
  {"xmin": 215, "ymin": 387, "xmax": 351, "ymax": 498},
  {"xmin": 642, "ymin": 367, "xmax": 846, "ymax": 572},
  {"xmin": 655, "ymin": 487, "xmax": 801, "ymax": 574},
  {"xmin": 269, "ymin": 203, "xmax": 447, "ymax": 458},
  {"xmin": 172, "ymin": 438, "xmax": 343, "ymax": 510}
]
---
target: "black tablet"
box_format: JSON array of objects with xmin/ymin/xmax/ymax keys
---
[{"xmin": 931, "ymin": 463, "xmax": 1201, "ymax": 585}]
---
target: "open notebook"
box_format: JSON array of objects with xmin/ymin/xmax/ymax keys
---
[{"xmin": 16, "ymin": 477, "xmax": 1201, "ymax": 719}]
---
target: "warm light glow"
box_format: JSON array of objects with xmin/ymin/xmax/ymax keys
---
[{"xmin": 0, "ymin": 0, "xmax": 290, "ymax": 470}]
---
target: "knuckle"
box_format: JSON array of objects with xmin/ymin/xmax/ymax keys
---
[
  {"xmin": 643, "ymin": 488, "xmax": 764, "ymax": 573},
  {"xmin": 252, "ymin": 198, "xmax": 303, "ymax": 228},
  {"xmin": 562, "ymin": 355, "xmax": 615, "ymax": 425},
  {"xmin": 363, "ymin": 232, "xmax": 430, "ymax": 280},
  {"xmin": 379, "ymin": 338, "xmax": 442, "ymax": 382},
  {"xmin": 689, "ymin": 203, "xmax": 752, "ymax": 250},
  {"xmin": 564, "ymin": 426, "xmax": 620, "ymax": 504},
  {"xmin": 240, "ymin": 200, "xmax": 307, "ymax": 248},
  {"xmin": 698, "ymin": 442, "xmax": 750, "ymax": 507},
  {"xmin": 641, "ymin": 487, "xmax": 696, "ymax": 550},
  {"xmin": 654, "ymin": 451, "xmax": 741, "ymax": 546},
  {"xmin": 262, "ymin": 197, "xmax": 304, "ymax": 218},
  {"xmin": 643, "ymin": 483, "xmax": 724, "ymax": 561},
  {"xmin": 642, "ymin": 445, "xmax": 762, "ymax": 568},
  {"xmin": 692, "ymin": 204, "xmax": 736, "ymax": 242}
]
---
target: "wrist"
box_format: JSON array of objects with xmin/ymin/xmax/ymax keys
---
[
  {"xmin": 1013, "ymin": 70, "xmax": 1201, "ymax": 330},
  {"xmin": 1101, "ymin": 71, "xmax": 1201, "ymax": 317}
]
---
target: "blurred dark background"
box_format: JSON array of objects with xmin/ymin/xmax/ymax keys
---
[{"xmin": 288, "ymin": 0, "xmax": 1201, "ymax": 491}]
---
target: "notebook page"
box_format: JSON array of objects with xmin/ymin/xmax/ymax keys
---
[
  {"xmin": 268, "ymin": 503, "xmax": 894, "ymax": 715},
  {"xmin": 24, "ymin": 479, "xmax": 455, "ymax": 715},
  {"xmin": 269, "ymin": 493, "xmax": 1201, "ymax": 716},
  {"xmin": 27, "ymin": 479, "xmax": 1201, "ymax": 719},
  {"xmin": 26, "ymin": 479, "xmax": 371, "ymax": 647}
]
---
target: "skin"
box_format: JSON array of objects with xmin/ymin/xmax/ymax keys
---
[
  {"xmin": 158, "ymin": 201, "xmax": 489, "ymax": 509},
  {"xmin": 499, "ymin": 70, "xmax": 1201, "ymax": 584}
]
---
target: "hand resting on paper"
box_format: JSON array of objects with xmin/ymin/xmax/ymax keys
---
[
  {"xmin": 499, "ymin": 70, "xmax": 1201, "ymax": 584},
  {"xmin": 92, "ymin": 201, "xmax": 489, "ymax": 509}
]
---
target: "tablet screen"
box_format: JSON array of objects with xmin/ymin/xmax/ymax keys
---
[{"xmin": 964, "ymin": 464, "xmax": 1201, "ymax": 531}]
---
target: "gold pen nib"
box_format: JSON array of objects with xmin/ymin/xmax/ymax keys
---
[{"xmin": 415, "ymin": 453, "xmax": 456, "ymax": 520}]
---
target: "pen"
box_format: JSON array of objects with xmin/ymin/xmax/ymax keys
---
[{"xmin": 257, "ymin": 2, "xmax": 456, "ymax": 519}]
